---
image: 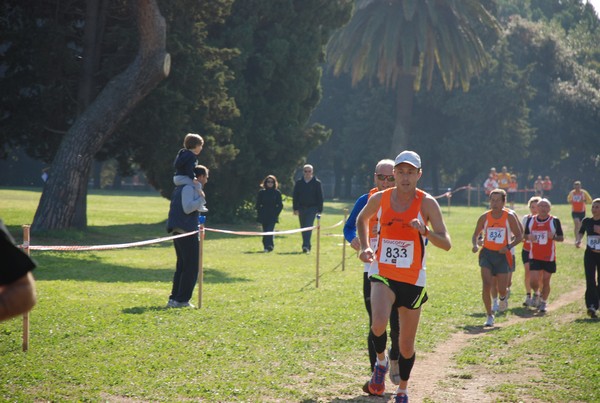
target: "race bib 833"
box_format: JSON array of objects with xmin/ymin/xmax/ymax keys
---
[{"xmin": 379, "ymin": 238, "xmax": 414, "ymax": 268}]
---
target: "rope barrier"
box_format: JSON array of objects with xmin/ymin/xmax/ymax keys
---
[{"xmin": 18, "ymin": 220, "xmax": 344, "ymax": 252}]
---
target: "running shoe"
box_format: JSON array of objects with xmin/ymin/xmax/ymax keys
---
[
  {"xmin": 367, "ymin": 360, "xmax": 388, "ymax": 396},
  {"xmin": 498, "ymin": 297, "xmax": 508, "ymax": 312},
  {"xmin": 492, "ymin": 299, "xmax": 499, "ymax": 313},
  {"xmin": 532, "ymin": 294, "xmax": 540, "ymax": 308},
  {"xmin": 588, "ymin": 307, "xmax": 598, "ymax": 319},
  {"xmin": 170, "ymin": 300, "xmax": 195, "ymax": 308},
  {"xmin": 484, "ymin": 314, "xmax": 495, "ymax": 327},
  {"xmin": 538, "ymin": 301, "xmax": 547, "ymax": 312},
  {"xmin": 523, "ymin": 295, "xmax": 532, "ymax": 307},
  {"xmin": 394, "ymin": 392, "xmax": 409, "ymax": 403}
]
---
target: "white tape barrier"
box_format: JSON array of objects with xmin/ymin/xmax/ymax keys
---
[{"xmin": 19, "ymin": 219, "xmax": 344, "ymax": 252}]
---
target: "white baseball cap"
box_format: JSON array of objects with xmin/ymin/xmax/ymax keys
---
[{"xmin": 394, "ymin": 150, "xmax": 421, "ymax": 168}]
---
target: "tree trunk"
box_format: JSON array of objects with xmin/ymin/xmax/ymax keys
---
[
  {"xmin": 72, "ymin": 0, "xmax": 109, "ymax": 227},
  {"xmin": 32, "ymin": 0, "xmax": 170, "ymax": 232},
  {"xmin": 391, "ymin": 72, "xmax": 416, "ymax": 154}
]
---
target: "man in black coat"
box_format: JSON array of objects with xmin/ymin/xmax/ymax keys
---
[{"xmin": 292, "ymin": 164, "xmax": 324, "ymax": 253}]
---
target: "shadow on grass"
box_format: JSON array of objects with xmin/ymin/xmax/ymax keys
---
[
  {"xmin": 574, "ymin": 317, "xmax": 600, "ymax": 323},
  {"xmin": 303, "ymin": 392, "xmax": 395, "ymax": 402},
  {"xmin": 511, "ymin": 307, "xmax": 537, "ymax": 318},
  {"xmin": 34, "ymin": 255, "xmax": 250, "ymax": 285},
  {"xmin": 459, "ymin": 324, "xmax": 500, "ymax": 334}
]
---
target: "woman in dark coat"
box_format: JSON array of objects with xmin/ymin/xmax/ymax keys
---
[{"xmin": 256, "ymin": 175, "xmax": 283, "ymax": 252}]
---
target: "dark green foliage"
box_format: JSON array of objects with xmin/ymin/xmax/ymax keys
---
[
  {"xmin": 206, "ymin": 0, "xmax": 352, "ymax": 218},
  {"xmin": 309, "ymin": 71, "xmax": 395, "ymax": 198},
  {"xmin": 412, "ymin": 37, "xmax": 534, "ymax": 192},
  {"xmin": 0, "ymin": 1, "xmax": 87, "ymax": 161},
  {"xmin": 102, "ymin": 0, "xmax": 239, "ymax": 199},
  {"xmin": 0, "ymin": 0, "xmax": 352, "ymax": 224}
]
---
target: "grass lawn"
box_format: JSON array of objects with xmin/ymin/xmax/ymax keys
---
[{"xmin": 0, "ymin": 187, "xmax": 598, "ymax": 402}]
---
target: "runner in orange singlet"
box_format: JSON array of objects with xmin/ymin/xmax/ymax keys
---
[
  {"xmin": 356, "ymin": 151, "xmax": 451, "ymax": 402},
  {"xmin": 524, "ymin": 198, "xmax": 564, "ymax": 312},
  {"xmin": 521, "ymin": 196, "xmax": 541, "ymax": 307},
  {"xmin": 471, "ymin": 189, "xmax": 523, "ymax": 327},
  {"xmin": 567, "ymin": 180, "xmax": 593, "ymax": 240}
]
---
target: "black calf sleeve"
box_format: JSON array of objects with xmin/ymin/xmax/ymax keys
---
[
  {"xmin": 369, "ymin": 329, "xmax": 387, "ymax": 355},
  {"xmin": 399, "ymin": 353, "xmax": 416, "ymax": 381}
]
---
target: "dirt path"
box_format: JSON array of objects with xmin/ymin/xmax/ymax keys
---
[
  {"xmin": 326, "ymin": 285, "xmax": 585, "ymax": 403},
  {"xmin": 407, "ymin": 286, "xmax": 585, "ymax": 402}
]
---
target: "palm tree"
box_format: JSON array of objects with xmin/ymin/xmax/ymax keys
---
[{"xmin": 327, "ymin": 0, "xmax": 500, "ymax": 152}]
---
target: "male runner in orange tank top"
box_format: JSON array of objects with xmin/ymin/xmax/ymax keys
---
[
  {"xmin": 356, "ymin": 151, "xmax": 451, "ymax": 402},
  {"xmin": 471, "ymin": 189, "xmax": 523, "ymax": 327}
]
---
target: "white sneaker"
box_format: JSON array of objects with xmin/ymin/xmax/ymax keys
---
[
  {"xmin": 484, "ymin": 315, "xmax": 495, "ymax": 327},
  {"xmin": 532, "ymin": 294, "xmax": 540, "ymax": 308},
  {"xmin": 168, "ymin": 300, "xmax": 195, "ymax": 308},
  {"xmin": 499, "ymin": 297, "xmax": 508, "ymax": 312},
  {"xmin": 523, "ymin": 295, "xmax": 532, "ymax": 307},
  {"xmin": 492, "ymin": 299, "xmax": 499, "ymax": 313}
]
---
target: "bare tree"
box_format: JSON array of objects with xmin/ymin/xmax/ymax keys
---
[{"xmin": 32, "ymin": 0, "xmax": 170, "ymax": 232}]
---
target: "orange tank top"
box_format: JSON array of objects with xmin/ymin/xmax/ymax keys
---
[
  {"xmin": 571, "ymin": 191, "xmax": 586, "ymax": 213},
  {"xmin": 373, "ymin": 188, "xmax": 426, "ymax": 285},
  {"xmin": 528, "ymin": 215, "xmax": 557, "ymax": 262},
  {"xmin": 483, "ymin": 210, "xmax": 511, "ymax": 251}
]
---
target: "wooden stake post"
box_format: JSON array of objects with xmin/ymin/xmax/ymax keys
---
[
  {"xmin": 315, "ymin": 215, "xmax": 321, "ymax": 288},
  {"xmin": 197, "ymin": 216, "xmax": 206, "ymax": 309}
]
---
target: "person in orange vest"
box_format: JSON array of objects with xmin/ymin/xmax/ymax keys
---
[
  {"xmin": 471, "ymin": 189, "xmax": 523, "ymax": 326},
  {"xmin": 356, "ymin": 151, "xmax": 451, "ymax": 402},
  {"xmin": 524, "ymin": 198, "xmax": 564, "ymax": 312},
  {"xmin": 521, "ymin": 196, "xmax": 541, "ymax": 307},
  {"xmin": 567, "ymin": 181, "xmax": 593, "ymax": 240}
]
